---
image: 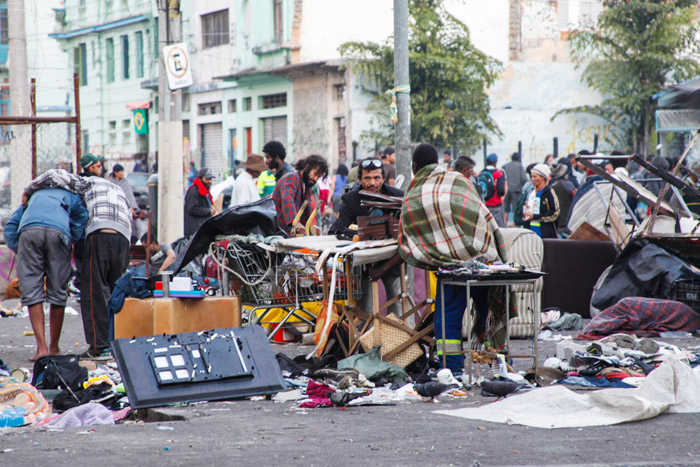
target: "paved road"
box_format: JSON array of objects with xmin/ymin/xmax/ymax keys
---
[{"xmin": 1, "ymin": 298, "xmax": 699, "ymax": 466}]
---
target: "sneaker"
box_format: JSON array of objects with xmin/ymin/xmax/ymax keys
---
[
  {"xmin": 79, "ymin": 348, "xmax": 112, "ymax": 361},
  {"xmin": 67, "ymin": 279, "xmax": 80, "ymax": 296}
]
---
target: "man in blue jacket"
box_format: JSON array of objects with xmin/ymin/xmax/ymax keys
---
[{"xmin": 5, "ymin": 188, "xmax": 88, "ymax": 362}]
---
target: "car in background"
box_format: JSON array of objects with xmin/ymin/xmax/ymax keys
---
[{"xmin": 127, "ymin": 172, "xmax": 150, "ymax": 210}]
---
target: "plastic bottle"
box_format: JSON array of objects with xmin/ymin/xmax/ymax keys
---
[{"xmin": 0, "ymin": 407, "xmax": 26, "ymax": 427}]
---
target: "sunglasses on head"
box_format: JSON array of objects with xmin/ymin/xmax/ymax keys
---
[{"xmin": 361, "ymin": 159, "xmax": 383, "ymax": 169}]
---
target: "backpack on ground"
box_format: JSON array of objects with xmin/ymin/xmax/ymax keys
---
[
  {"xmin": 31, "ymin": 355, "xmax": 88, "ymax": 391},
  {"xmin": 477, "ymin": 170, "xmax": 496, "ymax": 201}
]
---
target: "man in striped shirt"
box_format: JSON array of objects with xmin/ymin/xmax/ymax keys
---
[{"xmin": 23, "ymin": 154, "xmax": 132, "ymax": 359}]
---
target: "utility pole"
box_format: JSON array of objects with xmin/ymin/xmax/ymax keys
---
[
  {"xmin": 393, "ymin": 0, "xmax": 413, "ymax": 309},
  {"xmin": 8, "ymin": 0, "xmax": 29, "ymax": 207},
  {"xmin": 157, "ymin": 0, "xmax": 184, "ymax": 243},
  {"xmin": 393, "ymin": 0, "xmax": 411, "ymax": 184}
]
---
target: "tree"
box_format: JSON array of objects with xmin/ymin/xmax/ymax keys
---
[
  {"xmin": 339, "ymin": 0, "xmax": 501, "ymax": 153},
  {"xmin": 566, "ymin": 1, "xmax": 700, "ymax": 154}
]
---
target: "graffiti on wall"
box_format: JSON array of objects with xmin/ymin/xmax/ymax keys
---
[{"xmin": 564, "ymin": 117, "xmax": 618, "ymax": 155}]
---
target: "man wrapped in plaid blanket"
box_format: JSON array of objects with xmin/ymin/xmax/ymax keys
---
[{"xmin": 398, "ymin": 143, "xmax": 515, "ymax": 373}]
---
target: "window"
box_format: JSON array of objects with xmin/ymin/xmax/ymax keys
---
[
  {"xmin": 135, "ymin": 31, "xmax": 144, "ymax": 78},
  {"xmin": 74, "ymin": 43, "xmax": 88, "ymax": 86},
  {"xmin": 228, "ymin": 99, "xmax": 236, "ymax": 113},
  {"xmin": 182, "ymin": 93, "xmax": 190, "ymax": 112},
  {"xmin": 122, "ymin": 119, "xmax": 130, "ymax": 129},
  {"xmin": 121, "ymin": 35, "xmax": 129, "ymax": 80},
  {"xmin": 243, "ymin": 97, "xmax": 252, "ymax": 112},
  {"xmin": 273, "ymin": 0, "xmax": 283, "ymax": 44},
  {"xmin": 0, "ymin": 8, "xmax": 8, "ymax": 45},
  {"xmin": 109, "ymin": 121, "xmax": 117, "ymax": 130},
  {"xmin": 261, "ymin": 93, "xmax": 287, "ymax": 109},
  {"xmin": 106, "ymin": 38, "xmax": 115, "ymax": 83},
  {"xmin": 201, "ymin": 10, "xmax": 229, "ymax": 48},
  {"xmin": 334, "ymin": 84, "xmax": 345, "ymax": 101},
  {"xmin": 198, "ymin": 102, "xmax": 222, "ymax": 115},
  {"xmin": 81, "ymin": 130, "xmax": 89, "ymax": 152}
]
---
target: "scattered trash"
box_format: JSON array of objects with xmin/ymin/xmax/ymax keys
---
[{"xmin": 157, "ymin": 426, "xmax": 174, "ymax": 431}]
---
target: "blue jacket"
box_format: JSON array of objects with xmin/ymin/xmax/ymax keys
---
[{"xmin": 4, "ymin": 188, "xmax": 88, "ymax": 253}]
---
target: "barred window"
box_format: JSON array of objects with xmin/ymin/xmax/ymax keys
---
[
  {"xmin": 201, "ymin": 10, "xmax": 229, "ymax": 48},
  {"xmin": 261, "ymin": 93, "xmax": 287, "ymax": 109}
]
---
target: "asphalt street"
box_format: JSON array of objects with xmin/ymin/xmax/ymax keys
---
[{"xmin": 1, "ymin": 297, "xmax": 699, "ymax": 466}]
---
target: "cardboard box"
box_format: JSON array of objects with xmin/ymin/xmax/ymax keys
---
[{"xmin": 115, "ymin": 296, "xmax": 241, "ymax": 339}]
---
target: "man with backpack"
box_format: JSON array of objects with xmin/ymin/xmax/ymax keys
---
[{"xmin": 478, "ymin": 153, "xmax": 508, "ymax": 227}]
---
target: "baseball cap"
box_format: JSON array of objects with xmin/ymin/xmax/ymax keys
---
[
  {"xmin": 486, "ymin": 153, "xmax": 498, "ymax": 164},
  {"xmin": 80, "ymin": 153, "xmax": 104, "ymax": 169},
  {"xmin": 198, "ymin": 168, "xmax": 213, "ymax": 179}
]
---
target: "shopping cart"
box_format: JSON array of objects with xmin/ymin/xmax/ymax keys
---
[{"xmin": 213, "ymin": 240, "xmax": 361, "ymax": 340}]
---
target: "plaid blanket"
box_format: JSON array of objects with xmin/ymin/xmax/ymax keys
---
[
  {"xmin": 398, "ymin": 164, "xmax": 507, "ymax": 270},
  {"xmin": 577, "ymin": 297, "xmax": 700, "ymax": 340}
]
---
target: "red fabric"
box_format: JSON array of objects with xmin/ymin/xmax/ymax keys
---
[
  {"xmin": 299, "ymin": 380, "xmax": 334, "ymax": 408},
  {"xmin": 484, "ymin": 169, "xmax": 505, "ymax": 207},
  {"xmin": 192, "ymin": 177, "xmax": 213, "ymax": 204},
  {"xmin": 576, "ymin": 297, "xmax": 700, "ymax": 340}
]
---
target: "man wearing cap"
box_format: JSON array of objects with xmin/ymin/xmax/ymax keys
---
[
  {"xmin": 22, "ymin": 153, "xmax": 132, "ymax": 359},
  {"xmin": 502, "ymin": 152, "xmax": 528, "ymax": 223},
  {"xmin": 381, "ymin": 146, "xmax": 397, "ymax": 186},
  {"xmin": 263, "ymin": 140, "xmax": 294, "ymax": 183},
  {"xmin": 184, "ymin": 168, "xmax": 215, "ymax": 236},
  {"xmin": 481, "ymin": 153, "xmax": 508, "ymax": 227},
  {"xmin": 231, "ymin": 154, "xmax": 266, "ymax": 207}
]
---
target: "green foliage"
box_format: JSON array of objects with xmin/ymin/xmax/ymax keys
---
[
  {"xmin": 339, "ymin": 0, "xmax": 501, "ymax": 152},
  {"xmin": 566, "ymin": 0, "xmax": 700, "ymax": 153}
]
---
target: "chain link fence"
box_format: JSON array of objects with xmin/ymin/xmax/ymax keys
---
[{"xmin": 0, "ymin": 121, "xmax": 77, "ymax": 223}]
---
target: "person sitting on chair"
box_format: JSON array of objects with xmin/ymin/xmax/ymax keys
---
[{"xmin": 329, "ymin": 158, "xmax": 404, "ymax": 318}]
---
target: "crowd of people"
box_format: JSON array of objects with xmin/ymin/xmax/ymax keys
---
[{"xmin": 8, "ymin": 135, "xmax": 697, "ymax": 375}]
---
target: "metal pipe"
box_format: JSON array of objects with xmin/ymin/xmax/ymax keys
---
[{"xmin": 161, "ymin": 271, "xmax": 172, "ymax": 298}]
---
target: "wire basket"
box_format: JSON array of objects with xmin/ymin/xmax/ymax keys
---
[{"xmin": 224, "ymin": 242, "xmax": 361, "ymax": 306}]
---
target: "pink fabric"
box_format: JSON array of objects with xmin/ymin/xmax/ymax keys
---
[{"xmin": 299, "ymin": 380, "xmax": 334, "ymax": 408}]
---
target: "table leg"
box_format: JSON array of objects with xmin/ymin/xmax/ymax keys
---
[
  {"xmin": 440, "ymin": 280, "xmax": 446, "ymax": 369},
  {"xmin": 466, "ymin": 282, "xmax": 472, "ymax": 383},
  {"xmin": 373, "ymin": 281, "xmax": 380, "ymax": 347}
]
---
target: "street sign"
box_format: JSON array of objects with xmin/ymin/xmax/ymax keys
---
[{"xmin": 163, "ymin": 43, "xmax": 193, "ymax": 90}]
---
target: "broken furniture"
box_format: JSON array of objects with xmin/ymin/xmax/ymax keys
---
[
  {"xmin": 500, "ymin": 228, "xmax": 544, "ymax": 338},
  {"xmin": 112, "ymin": 326, "xmax": 286, "ymax": 409},
  {"xmin": 541, "ymin": 238, "xmax": 617, "ymax": 319},
  {"xmin": 438, "ymin": 270, "xmax": 544, "ymax": 382},
  {"xmin": 114, "ymin": 296, "xmax": 241, "ymax": 339}
]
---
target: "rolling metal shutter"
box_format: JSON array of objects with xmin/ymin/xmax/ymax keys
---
[{"xmin": 201, "ymin": 123, "xmax": 224, "ymax": 180}]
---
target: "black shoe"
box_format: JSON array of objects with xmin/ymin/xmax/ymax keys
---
[{"xmin": 79, "ymin": 348, "xmax": 112, "ymax": 361}]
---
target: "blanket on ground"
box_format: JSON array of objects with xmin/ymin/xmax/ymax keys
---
[{"xmin": 576, "ymin": 297, "xmax": 700, "ymax": 340}]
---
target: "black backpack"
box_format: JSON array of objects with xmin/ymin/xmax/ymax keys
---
[{"xmin": 31, "ymin": 355, "xmax": 88, "ymax": 391}]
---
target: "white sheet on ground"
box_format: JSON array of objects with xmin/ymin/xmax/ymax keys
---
[{"xmin": 435, "ymin": 358, "xmax": 700, "ymax": 428}]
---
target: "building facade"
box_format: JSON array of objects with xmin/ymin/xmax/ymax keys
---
[{"xmin": 50, "ymin": 0, "xmax": 158, "ymax": 171}]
